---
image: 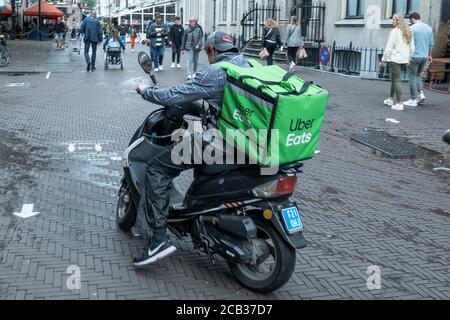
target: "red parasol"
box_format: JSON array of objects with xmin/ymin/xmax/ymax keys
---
[
  {"xmin": 0, "ymin": 5, "xmax": 11, "ymax": 16},
  {"xmin": 24, "ymin": 1, "xmax": 64, "ymax": 19}
]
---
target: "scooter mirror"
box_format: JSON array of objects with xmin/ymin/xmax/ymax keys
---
[{"xmin": 138, "ymin": 51, "xmax": 157, "ymax": 85}]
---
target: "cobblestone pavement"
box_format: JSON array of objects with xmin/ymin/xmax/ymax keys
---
[{"xmin": 0, "ymin": 40, "xmax": 449, "ymax": 300}]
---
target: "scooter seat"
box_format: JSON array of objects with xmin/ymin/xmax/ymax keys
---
[{"xmin": 196, "ymin": 164, "xmax": 246, "ymax": 176}]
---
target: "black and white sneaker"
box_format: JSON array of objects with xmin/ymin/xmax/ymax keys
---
[{"xmin": 133, "ymin": 240, "xmax": 176, "ymax": 267}]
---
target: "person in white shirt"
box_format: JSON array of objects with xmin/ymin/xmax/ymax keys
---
[{"xmin": 380, "ymin": 14, "xmax": 415, "ymax": 111}]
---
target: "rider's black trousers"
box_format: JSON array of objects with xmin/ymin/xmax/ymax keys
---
[{"xmin": 137, "ymin": 138, "xmax": 195, "ymax": 244}]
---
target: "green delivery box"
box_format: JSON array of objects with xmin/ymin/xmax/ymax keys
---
[{"xmin": 216, "ymin": 59, "xmax": 329, "ymax": 167}]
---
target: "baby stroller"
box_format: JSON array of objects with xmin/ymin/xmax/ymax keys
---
[{"xmin": 104, "ymin": 41, "xmax": 124, "ymax": 70}]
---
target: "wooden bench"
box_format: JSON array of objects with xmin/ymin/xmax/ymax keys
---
[{"xmin": 428, "ymin": 58, "xmax": 450, "ymax": 93}]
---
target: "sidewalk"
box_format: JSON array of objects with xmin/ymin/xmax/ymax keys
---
[{"xmin": 0, "ymin": 40, "xmax": 74, "ymax": 73}]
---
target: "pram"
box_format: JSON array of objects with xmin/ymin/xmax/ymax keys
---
[{"xmin": 104, "ymin": 42, "xmax": 124, "ymax": 70}]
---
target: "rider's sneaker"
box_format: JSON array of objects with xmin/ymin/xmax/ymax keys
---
[
  {"xmin": 159, "ymin": 65, "xmax": 164, "ymax": 71},
  {"xmin": 133, "ymin": 240, "xmax": 176, "ymax": 267},
  {"xmin": 177, "ymin": 63, "xmax": 181, "ymax": 69},
  {"xmin": 171, "ymin": 63, "xmax": 176, "ymax": 69},
  {"xmin": 154, "ymin": 68, "xmax": 159, "ymax": 72}
]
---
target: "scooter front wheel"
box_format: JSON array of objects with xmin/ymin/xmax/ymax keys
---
[{"xmin": 116, "ymin": 180, "xmax": 137, "ymax": 231}]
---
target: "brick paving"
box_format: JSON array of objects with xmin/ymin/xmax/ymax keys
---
[{"xmin": 0, "ymin": 40, "xmax": 449, "ymax": 300}]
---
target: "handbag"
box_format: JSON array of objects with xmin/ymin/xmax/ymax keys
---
[
  {"xmin": 297, "ymin": 47, "xmax": 308, "ymax": 59},
  {"xmin": 259, "ymin": 48, "xmax": 270, "ymax": 60}
]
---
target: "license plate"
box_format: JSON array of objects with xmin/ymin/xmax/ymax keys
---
[{"xmin": 281, "ymin": 207, "xmax": 304, "ymax": 233}]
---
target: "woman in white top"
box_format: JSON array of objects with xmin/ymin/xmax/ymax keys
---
[
  {"xmin": 284, "ymin": 16, "xmax": 304, "ymax": 72},
  {"xmin": 380, "ymin": 14, "xmax": 415, "ymax": 111}
]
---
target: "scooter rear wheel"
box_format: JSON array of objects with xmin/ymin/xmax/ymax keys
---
[
  {"xmin": 228, "ymin": 211, "xmax": 296, "ymax": 293},
  {"xmin": 116, "ymin": 181, "xmax": 137, "ymax": 231}
]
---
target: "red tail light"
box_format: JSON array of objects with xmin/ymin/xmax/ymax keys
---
[
  {"xmin": 253, "ymin": 175, "xmax": 298, "ymax": 198},
  {"xmin": 275, "ymin": 176, "xmax": 298, "ymax": 196}
]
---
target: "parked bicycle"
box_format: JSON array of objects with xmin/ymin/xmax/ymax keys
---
[{"xmin": 0, "ymin": 33, "xmax": 10, "ymax": 67}]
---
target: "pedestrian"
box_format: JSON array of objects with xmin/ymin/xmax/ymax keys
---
[
  {"xmin": 54, "ymin": 17, "xmax": 67, "ymax": 49},
  {"xmin": 262, "ymin": 19, "xmax": 282, "ymax": 66},
  {"xmin": 404, "ymin": 12, "xmax": 434, "ymax": 107},
  {"xmin": 146, "ymin": 16, "xmax": 168, "ymax": 72},
  {"xmin": 284, "ymin": 16, "xmax": 304, "ymax": 72},
  {"xmin": 380, "ymin": 14, "xmax": 415, "ymax": 111},
  {"xmin": 169, "ymin": 17, "xmax": 184, "ymax": 69},
  {"xmin": 182, "ymin": 17, "xmax": 204, "ymax": 80},
  {"xmin": 80, "ymin": 12, "xmax": 103, "ymax": 72},
  {"xmin": 129, "ymin": 25, "xmax": 137, "ymax": 52},
  {"xmin": 119, "ymin": 23, "xmax": 128, "ymax": 48}
]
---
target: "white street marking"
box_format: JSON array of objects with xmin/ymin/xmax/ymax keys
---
[
  {"xmin": 386, "ymin": 118, "xmax": 400, "ymax": 124},
  {"xmin": 68, "ymin": 144, "xmax": 76, "ymax": 153},
  {"xmin": 13, "ymin": 204, "xmax": 40, "ymax": 219},
  {"xmin": 46, "ymin": 72, "xmax": 51, "ymax": 79},
  {"xmin": 94, "ymin": 144, "xmax": 102, "ymax": 152},
  {"xmin": 110, "ymin": 157, "xmax": 122, "ymax": 161}
]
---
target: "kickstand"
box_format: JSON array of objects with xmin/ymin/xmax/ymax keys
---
[{"xmin": 202, "ymin": 239, "xmax": 216, "ymax": 264}]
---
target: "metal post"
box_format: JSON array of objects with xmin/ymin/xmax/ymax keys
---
[
  {"xmin": 38, "ymin": 0, "xmax": 42, "ymax": 41},
  {"xmin": 254, "ymin": 3, "xmax": 258, "ymax": 40},
  {"xmin": 330, "ymin": 41, "xmax": 336, "ymax": 72},
  {"xmin": 213, "ymin": 0, "xmax": 217, "ymax": 32},
  {"xmin": 346, "ymin": 41, "xmax": 353, "ymax": 75}
]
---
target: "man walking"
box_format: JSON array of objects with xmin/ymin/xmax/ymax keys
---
[
  {"xmin": 119, "ymin": 23, "xmax": 128, "ymax": 48},
  {"xmin": 80, "ymin": 12, "xmax": 103, "ymax": 72},
  {"xmin": 404, "ymin": 12, "xmax": 434, "ymax": 107},
  {"xmin": 169, "ymin": 17, "xmax": 184, "ymax": 69},
  {"xmin": 146, "ymin": 16, "xmax": 168, "ymax": 72}
]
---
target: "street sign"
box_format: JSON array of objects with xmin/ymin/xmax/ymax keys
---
[{"xmin": 320, "ymin": 46, "xmax": 331, "ymax": 66}]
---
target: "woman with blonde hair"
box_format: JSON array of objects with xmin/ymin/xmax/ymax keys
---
[
  {"xmin": 262, "ymin": 18, "xmax": 282, "ymax": 65},
  {"xmin": 284, "ymin": 16, "xmax": 304, "ymax": 72},
  {"xmin": 380, "ymin": 14, "xmax": 415, "ymax": 111}
]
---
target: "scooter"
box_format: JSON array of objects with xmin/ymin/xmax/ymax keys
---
[{"xmin": 116, "ymin": 52, "xmax": 307, "ymax": 293}]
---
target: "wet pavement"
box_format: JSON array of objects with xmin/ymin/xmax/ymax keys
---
[{"xmin": 0, "ymin": 39, "xmax": 449, "ymax": 300}]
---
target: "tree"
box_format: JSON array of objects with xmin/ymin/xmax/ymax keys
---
[{"xmin": 81, "ymin": 0, "xmax": 96, "ymax": 11}]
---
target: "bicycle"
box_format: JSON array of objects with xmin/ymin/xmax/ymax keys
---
[{"xmin": 0, "ymin": 33, "xmax": 10, "ymax": 67}]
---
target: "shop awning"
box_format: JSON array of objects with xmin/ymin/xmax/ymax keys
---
[
  {"xmin": 24, "ymin": 1, "xmax": 64, "ymax": 19},
  {"xmin": 0, "ymin": 5, "xmax": 11, "ymax": 16}
]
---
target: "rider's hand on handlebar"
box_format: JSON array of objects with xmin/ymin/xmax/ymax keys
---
[{"xmin": 136, "ymin": 82, "xmax": 152, "ymax": 95}]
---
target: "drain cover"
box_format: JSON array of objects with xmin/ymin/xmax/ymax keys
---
[{"xmin": 342, "ymin": 130, "xmax": 439, "ymax": 158}]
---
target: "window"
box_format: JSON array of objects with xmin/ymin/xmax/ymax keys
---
[
  {"xmin": 231, "ymin": 0, "xmax": 238, "ymax": 22},
  {"xmin": 346, "ymin": 0, "xmax": 365, "ymax": 18},
  {"xmin": 393, "ymin": 0, "xmax": 420, "ymax": 16},
  {"xmin": 221, "ymin": 0, "xmax": 228, "ymax": 21},
  {"xmin": 248, "ymin": 0, "xmax": 255, "ymax": 10}
]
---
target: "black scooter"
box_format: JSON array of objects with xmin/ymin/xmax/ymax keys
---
[{"xmin": 116, "ymin": 53, "xmax": 307, "ymax": 293}]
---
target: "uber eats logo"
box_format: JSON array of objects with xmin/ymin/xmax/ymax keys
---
[
  {"xmin": 286, "ymin": 118, "xmax": 315, "ymax": 147},
  {"xmin": 233, "ymin": 105, "xmax": 254, "ymax": 126}
]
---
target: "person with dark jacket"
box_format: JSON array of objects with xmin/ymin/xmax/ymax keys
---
[
  {"xmin": 80, "ymin": 12, "xmax": 103, "ymax": 72},
  {"xmin": 262, "ymin": 18, "xmax": 282, "ymax": 66},
  {"xmin": 182, "ymin": 17, "xmax": 204, "ymax": 80},
  {"xmin": 169, "ymin": 17, "xmax": 184, "ymax": 69},
  {"xmin": 146, "ymin": 16, "xmax": 169, "ymax": 72},
  {"xmin": 119, "ymin": 23, "xmax": 128, "ymax": 47},
  {"xmin": 134, "ymin": 32, "xmax": 250, "ymax": 267}
]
